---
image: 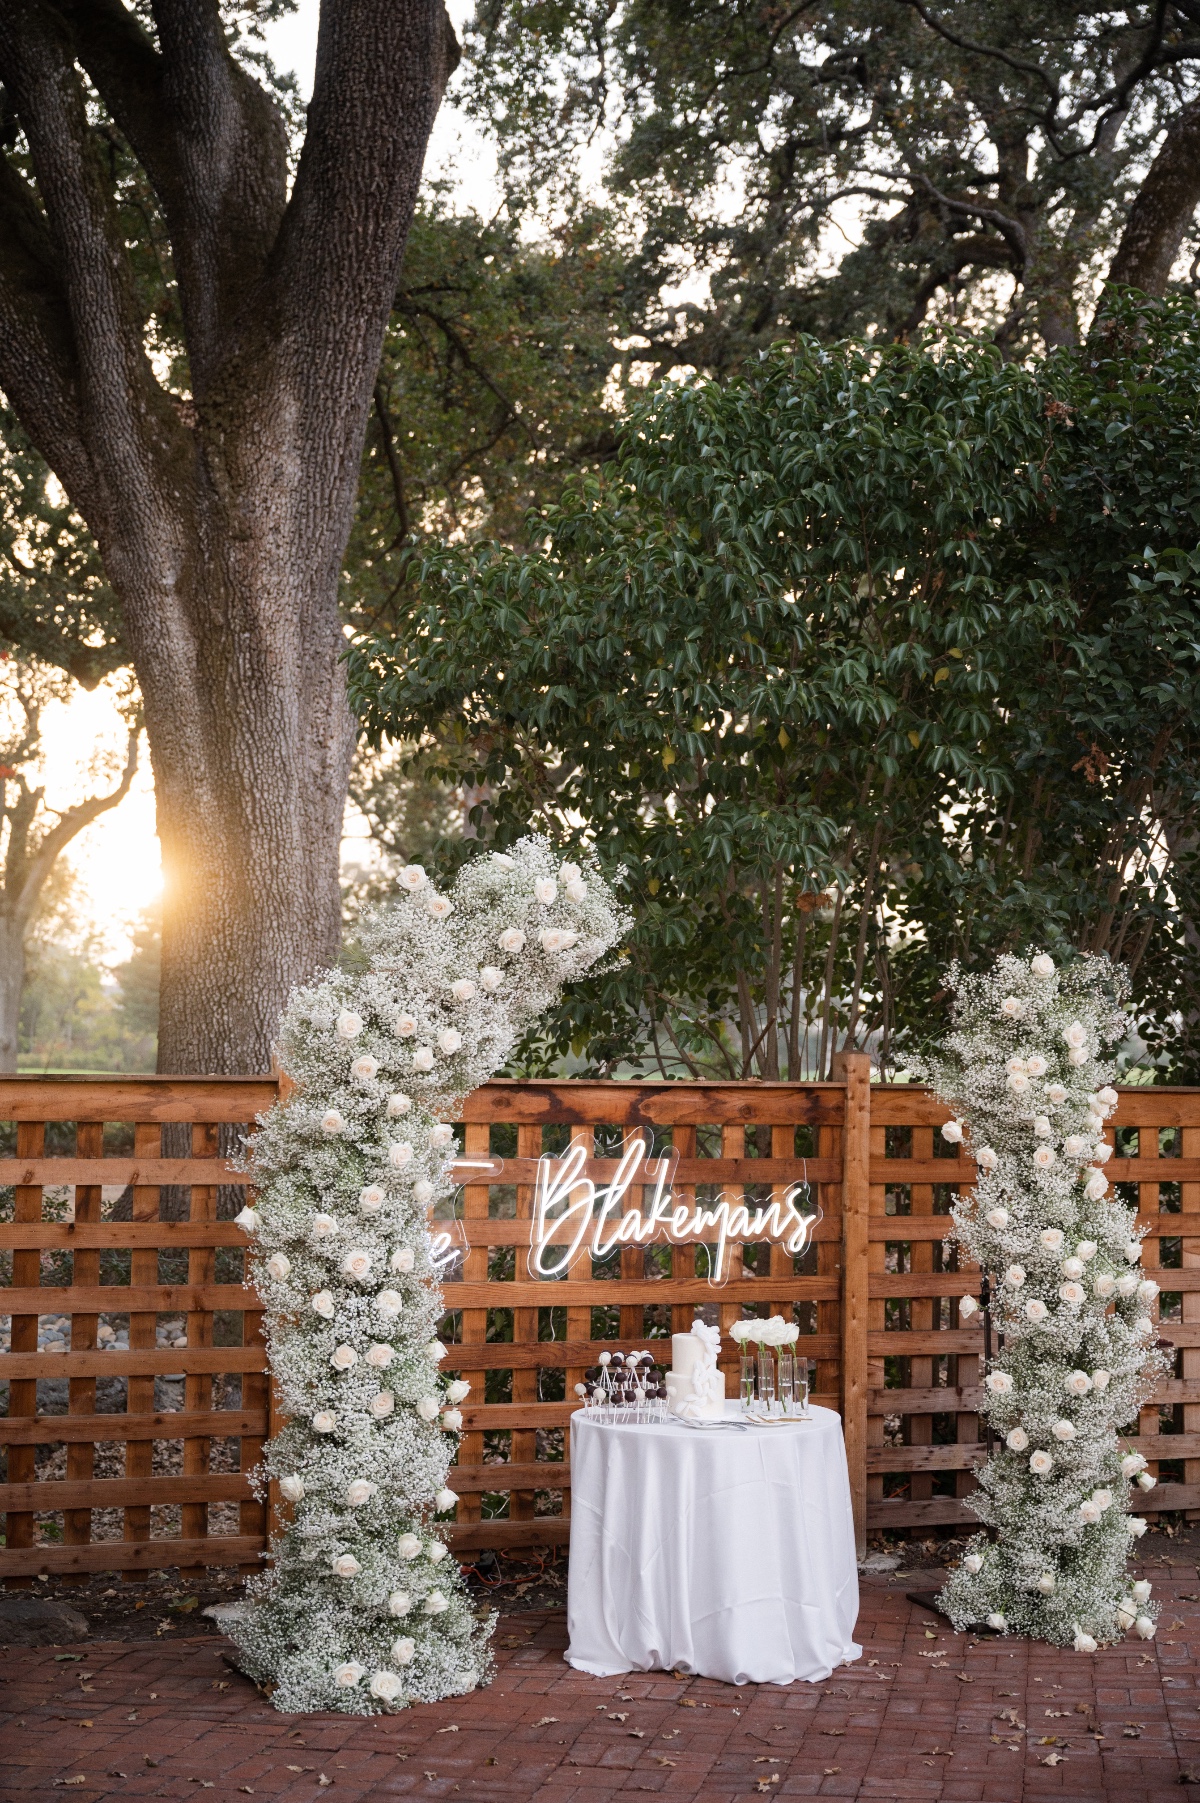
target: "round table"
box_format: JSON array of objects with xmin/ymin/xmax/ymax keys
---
[{"xmin": 565, "ymin": 1403, "xmax": 861, "ymax": 1686}]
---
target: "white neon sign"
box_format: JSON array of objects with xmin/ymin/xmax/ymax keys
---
[{"xmin": 527, "ymin": 1137, "xmax": 820, "ymax": 1284}]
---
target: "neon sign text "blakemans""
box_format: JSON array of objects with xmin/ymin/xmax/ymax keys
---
[{"xmin": 528, "ymin": 1138, "xmax": 820, "ymax": 1285}]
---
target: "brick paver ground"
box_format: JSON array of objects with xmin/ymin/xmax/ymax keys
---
[{"xmin": 6, "ymin": 1567, "xmax": 1200, "ymax": 1803}]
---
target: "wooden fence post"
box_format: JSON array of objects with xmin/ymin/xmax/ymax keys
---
[{"xmin": 833, "ymin": 1052, "xmax": 871, "ymax": 1559}]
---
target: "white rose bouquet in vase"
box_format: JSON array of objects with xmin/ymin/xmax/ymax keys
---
[
  {"xmin": 924, "ymin": 951, "xmax": 1167, "ymax": 1646},
  {"xmin": 227, "ymin": 839, "xmax": 628, "ymax": 1712}
]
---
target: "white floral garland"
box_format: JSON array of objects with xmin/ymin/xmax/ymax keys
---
[
  {"xmin": 227, "ymin": 839, "xmax": 628, "ymax": 1712},
  {"xmin": 924, "ymin": 952, "xmax": 1168, "ymax": 1648}
]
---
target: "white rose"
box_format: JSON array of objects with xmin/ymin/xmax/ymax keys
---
[
  {"xmin": 1006, "ymin": 1055, "xmax": 1027, "ymax": 1075},
  {"xmin": 479, "ymin": 965, "xmax": 505, "ymax": 992},
  {"xmin": 940, "ymin": 1119, "xmax": 964, "ymax": 1144},
  {"xmin": 412, "ymin": 1046, "xmax": 435, "ymax": 1071},
  {"xmin": 959, "ymin": 1295, "xmax": 979, "ymax": 1318},
  {"xmin": 422, "ymin": 1590, "xmax": 449, "ymax": 1615},
  {"xmin": 985, "ymin": 1208, "xmax": 1009, "ymax": 1229},
  {"xmin": 387, "ymin": 1091, "xmax": 413, "ymax": 1116},
  {"xmin": 985, "ymin": 1371, "xmax": 1013, "ymax": 1395},
  {"xmin": 426, "ymin": 1341, "xmax": 447, "ymax": 1361},
  {"xmin": 1128, "ymin": 1516, "xmax": 1148, "ymax": 1537},
  {"xmin": 331, "ymin": 1343, "xmax": 358, "ymax": 1371},
  {"xmin": 1094, "ymin": 1141, "xmax": 1112, "ymax": 1163},
  {"xmin": 1059, "ymin": 1281, "xmax": 1085, "ymax": 1306},
  {"xmin": 1072, "ymin": 1627, "xmax": 1097, "ymax": 1654},
  {"xmin": 1063, "ymin": 1020, "xmax": 1087, "ymax": 1048},
  {"xmin": 366, "ymin": 1343, "xmax": 394, "ymax": 1369},
  {"xmin": 1040, "ymin": 1228, "xmax": 1064, "ymax": 1251},
  {"xmin": 346, "ymin": 1480, "xmax": 377, "ymax": 1506},
  {"xmin": 534, "ymin": 877, "xmax": 558, "ymax": 904},
  {"xmin": 1092, "ymin": 1488, "xmax": 1112, "ymax": 1510},
  {"xmin": 1076, "ymin": 1240, "xmax": 1097, "ymax": 1261},
  {"xmin": 1064, "ymin": 1370, "xmax": 1092, "ymax": 1396},
  {"xmin": 442, "ymin": 1409, "xmax": 463, "ymax": 1431},
  {"xmin": 1132, "ymin": 1579, "xmax": 1152, "ymax": 1603},
  {"xmin": 1033, "ymin": 1116, "xmax": 1052, "ymax": 1138},
  {"xmin": 564, "ymin": 878, "xmax": 587, "ymax": 903},
  {"xmin": 446, "ymin": 1379, "xmax": 471, "ymax": 1403},
  {"xmin": 1138, "ymin": 1278, "xmax": 1160, "ymax": 1303},
  {"xmin": 428, "ymin": 1541, "xmax": 448, "ymax": 1563},
  {"xmin": 429, "ymin": 1123, "xmax": 454, "ymax": 1148},
  {"xmin": 1051, "ymin": 1419, "xmax": 1077, "ymax": 1441},
  {"xmin": 398, "ymin": 863, "xmax": 427, "ymax": 891},
  {"xmin": 963, "ymin": 1552, "xmax": 984, "ymax": 1574},
  {"xmin": 279, "ymin": 1475, "xmax": 305, "ymax": 1503},
  {"xmin": 1068, "ymin": 1046, "xmax": 1089, "ymax": 1067},
  {"xmin": 1091, "ymin": 1368, "xmax": 1111, "ymax": 1390},
  {"xmin": 1061, "ymin": 1257, "xmax": 1084, "ymax": 1279},
  {"xmin": 427, "ymin": 894, "xmax": 453, "ymax": 919},
  {"xmin": 1005, "ymin": 1427, "xmax": 1029, "ymax": 1451},
  {"xmin": 539, "ymin": 928, "xmax": 578, "ymax": 954},
  {"xmin": 986, "ymin": 1612, "xmax": 1007, "ymax": 1631},
  {"xmin": 1116, "ymin": 1272, "xmax": 1138, "ymax": 1297},
  {"xmin": 1025, "ymin": 1299, "xmax": 1048, "ymax": 1322},
  {"xmin": 370, "ymin": 1670, "xmax": 403, "ymax": 1702},
  {"xmin": 397, "ymin": 1533, "xmax": 421, "ymax": 1559},
  {"xmin": 1046, "ymin": 1083, "xmax": 1068, "ymax": 1103},
  {"xmin": 310, "ymin": 1290, "xmax": 336, "ymax": 1319},
  {"xmin": 312, "ymin": 1411, "xmax": 337, "ymax": 1434},
  {"xmin": 1036, "ymin": 1573, "xmax": 1056, "ymax": 1595},
  {"xmin": 1097, "ymin": 1085, "xmax": 1118, "ymax": 1107},
  {"xmin": 266, "ymin": 1253, "xmax": 291, "ymax": 1281},
  {"xmin": 1005, "ymin": 1264, "xmax": 1026, "ymax": 1288},
  {"xmin": 333, "ymin": 1661, "xmax": 364, "ymax": 1688},
  {"xmin": 311, "ymin": 1212, "xmax": 338, "ymax": 1238},
  {"xmin": 1063, "ymin": 1135, "xmax": 1088, "ymax": 1158},
  {"xmin": 413, "ymin": 1180, "xmax": 435, "ymax": 1205},
  {"xmin": 390, "ymin": 1247, "xmax": 415, "ymax": 1274},
  {"xmin": 450, "ymin": 979, "xmax": 476, "ymax": 1002},
  {"xmin": 1029, "ymin": 1449, "xmax": 1054, "ymax": 1475},
  {"xmin": 1078, "ymin": 1500, "xmax": 1101, "ymax": 1524},
  {"xmin": 370, "ymin": 1390, "xmax": 395, "ymax": 1418},
  {"xmin": 1116, "ymin": 1598, "xmax": 1137, "ymax": 1631},
  {"xmin": 1093, "ymin": 1273, "xmax": 1116, "ymax": 1298},
  {"xmin": 435, "ymin": 1488, "xmax": 459, "ymax": 1512},
  {"xmin": 1138, "ymin": 1470, "xmax": 1157, "ymax": 1491},
  {"xmin": 976, "ymin": 1147, "xmax": 998, "ymax": 1171},
  {"xmin": 1007, "ymin": 1071, "xmax": 1030, "ymax": 1094},
  {"xmin": 437, "ymin": 1028, "xmax": 463, "ymax": 1055},
  {"xmin": 1001, "ymin": 996, "xmax": 1025, "ymax": 1018},
  {"xmin": 1025, "ymin": 1055, "xmax": 1048, "ymax": 1077},
  {"xmin": 1134, "ymin": 1615, "xmax": 1156, "ymax": 1639},
  {"xmin": 234, "ymin": 1206, "xmax": 260, "ymax": 1233},
  {"xmin": 1125, "ymin": 1239, "xmax": 1143, "ymax": 1263},
  {"xmin": 498, "ymin": 927, "xmax": 526, "ymax": 953},
  {"xmin": 388, "ymin": 1141, "xmax": 414, "ymax": 1169},
  {"xmin": 341, "ymin": 1248, "xmax": 372, "ymax": 1282},
  {"xmin": 416, "ymin": 1396, "xmax": 440, "ymax": 1422},
  {"xmin": 1084, "ymin": 1172, "xmax": 1108, "ymax": 1201},
  {"xmin": 1031, "ymin": 954, "xmax": 1055, "ymax": 977},
  {"xmin": 1121, "ymin": 1453, "xmax": 1147, "ymax": 1478},
  {"xmin": 391, "ymin": 1636, "xmax": 416, "ymax": 1664},
  {"xmin": 336, "ymin": 1010, "xmax": 364, "ymax": 1039},
  {"xmin": 559, "ymin": 861, "xmax": 581, "ymax": 882},
  {"xmin": 376, "ymin": 1289, "xmax": 404, "ymax": 1319},
  {"xmin": 351, "ymin": 1054, "xmax": 379, "ymax": 1082},
  {"xmin": 359, "ymin": 1184, "xmax": 386, "ymax": 1215},
  {"xmin": 388, "ymin": 1592, "xmax": 412, "ymax": 1617},
  {"xmin": 1033, "ymin": 1145, "xmax": 1056, "ymax": 1169},
  {"xmin": 1134, "ymin": 1314, "xmax": 1154, "ymax": 1337}
]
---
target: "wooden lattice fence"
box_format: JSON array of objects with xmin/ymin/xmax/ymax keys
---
[{"xmin": 1, "ymin": 1062, "xmax": 1197, "ymax": 1579}]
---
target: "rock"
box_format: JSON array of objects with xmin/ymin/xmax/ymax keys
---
[
  {"xmin": 859, "ymin": 1552, "xmax": 900, "ymax": 1573},
  {"xmin": 0, "ymin": 1597, "xmax": 90, "ymax": 1645}
]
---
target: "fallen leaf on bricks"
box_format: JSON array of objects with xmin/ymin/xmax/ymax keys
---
[
  {"xmin": 1125, "ymin": 1726, "xmax": 1144, "ymax": 1738},
  {"xmin": 655, "ymin": 1758, "xmax": 676, "ymax": 1767},
  {"xmin": 628, "ymin": 1730, "xmax": 645, "ymax": 1739},
  {"xmin": 318, "ymin": 1777, "xmax": 332, "ymax": 1789},
  {"xmin": 753, "ymin": 1758, "xmax": 780, "ymax": 1765},
  {"xmin": 53, "ymin": 1780, "xmax": 85, "ymax": 1789},
  {"xmin": 533, "ymin": 1718, "xmax": 559, "ymax": 1728},
  {"xmin": 679, "ymin": 1699, "xmax": 697, "ymax": 1709},
  {"xmin": 1040, "ymin": 1752, "xmax": 1065, "ymax": 1766},
  {"xmin": 822, "ymin": 1769, "xmax": 840, "ymax": 1777},
  {"xmin": 608, "ymin": 1713, "xmax": 628, "ymax": 1722},
  {"xmin": 820, "ymin": 1730, "xmax": 845, "ymax": 1737},
  {"xmin": 436, "ymin": 1726, "xmax": 459, "ymax": 1734}
]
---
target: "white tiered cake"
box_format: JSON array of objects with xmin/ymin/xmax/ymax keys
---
[{"xmin": 665, "ymin": 1321, "xmax": 726, "ymax": 1421}]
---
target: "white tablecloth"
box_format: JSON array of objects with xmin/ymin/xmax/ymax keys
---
[{"xmin": 566, "ymin": 1403, "xmax": 860, "ymax": 1686}]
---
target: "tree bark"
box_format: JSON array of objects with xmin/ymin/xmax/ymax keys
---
[
  {"xmin": 1107, "ymin": 98, "xmax": 1200, "ymax": 297},
  {"xmin": 0, "ymin": 914, "xmax": 25, "ymax": 1073}
]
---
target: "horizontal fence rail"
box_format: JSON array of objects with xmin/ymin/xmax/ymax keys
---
[{"xmin": 2, "ymin": 1065, "xmax": 1199, "ymax": 1578}]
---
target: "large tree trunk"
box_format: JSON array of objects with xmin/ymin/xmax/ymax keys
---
[
  {"xmin": 0, "ymin": 0, "xmax": 459, "ymax": 1073},
  {"xmin": 1107, "ymin": 98, "xmax": 1200, "ymax": 297}
]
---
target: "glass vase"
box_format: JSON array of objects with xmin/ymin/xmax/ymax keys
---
[
  {"xmin": 777, "ymin": 1349, "xmax": 795, "ymax": 1416},
  {"xmin": 757, "ymin": 1347, "xmax": 776, "ymax": 1412}
]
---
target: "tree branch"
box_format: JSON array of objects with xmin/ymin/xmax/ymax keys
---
[{"xmin": 13, "ymin": 725, "xmax": 138, "ymax": 930}]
